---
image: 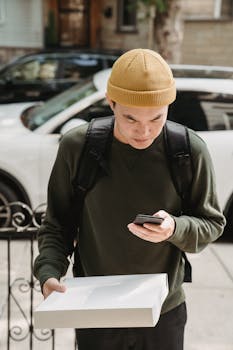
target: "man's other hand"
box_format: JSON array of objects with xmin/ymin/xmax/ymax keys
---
[{"xmin": 42, "ymin": 277, "xmax": 66, "ymax": 299}]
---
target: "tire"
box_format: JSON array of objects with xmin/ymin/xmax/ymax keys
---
[
  {"xmin": 0, "ymin": 182, "xmax": 19, "ymax": 227},
  {"xmin": 222, "ymin": 210, "xmax": 233, "ymax": 242}
]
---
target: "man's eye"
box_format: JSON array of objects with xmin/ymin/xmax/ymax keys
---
[
  {"xmin": 127, "ymin": 118, "xmax": 135, "ymax": 123},
  {"xmin": 152, "ymin": 116, "xmax": 163, "ymax": 122}
]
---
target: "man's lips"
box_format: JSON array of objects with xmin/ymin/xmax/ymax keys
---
[{"xmin": 133, "ymin": 138, "xmax": 150, "ymax": 143}]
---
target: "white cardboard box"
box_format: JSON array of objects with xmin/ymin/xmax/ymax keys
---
[{"xmin": 34, "ymin": 273, "xmax": 168, "ymax": 329}]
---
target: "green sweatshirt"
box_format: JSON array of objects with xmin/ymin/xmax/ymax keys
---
[{"xmin": 34, "ymin": 121, "xmax": 225, "ymax": 314}]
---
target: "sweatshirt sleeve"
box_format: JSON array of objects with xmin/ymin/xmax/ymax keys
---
[
  {"xmin": 167, "ymin": 131, "xmax": 226, "ymax": 253},
  {"xmin": 33, "ymin": 125, "xmax": 87, "ymax": 287}
]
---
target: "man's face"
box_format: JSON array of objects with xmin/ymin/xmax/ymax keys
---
[{"xmin": 107, "ymin": 97, "xmax": 168, "ymax": 150}]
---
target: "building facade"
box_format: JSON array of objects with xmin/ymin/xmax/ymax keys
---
[
  {"xmin": 0, "ymin": 0, "xmax": 232, "ymax": 66},
  {"xmin": 0, "ymin": 0, "xmax": 43, "ymax": 65}
]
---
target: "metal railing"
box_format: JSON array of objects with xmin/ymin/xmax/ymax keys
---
[{"xmin": 0, "ymin": 202, "xmax": 75, "ymax": 350}]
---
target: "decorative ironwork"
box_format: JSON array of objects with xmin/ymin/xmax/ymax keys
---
[
  {"xmin": 0, "ymin": 202, "xmax": 74, "ymax": 350},
  {"xmin": 10, "ymin": 278, "xmax": 33, "ymax": 342},
  {"xmin": 0, "ymin": 201, "xmax": 47, "ymax": 231}
]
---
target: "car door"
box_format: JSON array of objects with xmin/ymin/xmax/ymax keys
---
[
  {"xmin": 168, "ymin": 89, "xmax": 233, "ymax": 210},
  {"xmin": 37, "ymin": 133, "xmax": 61, "ymax": 205}
]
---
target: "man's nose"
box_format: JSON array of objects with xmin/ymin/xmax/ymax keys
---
[{"xmin": 139, "ymin": 125, "xmax": 150, "ymax": 136}]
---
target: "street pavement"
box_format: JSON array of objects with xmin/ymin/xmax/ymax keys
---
[
  {"xmin": 184, "ymin": 242, "xmax": 233, "ymax": 350},
  {"xmin": 0, "ymin": 240, "xmax": 232, "ymax": 350}
]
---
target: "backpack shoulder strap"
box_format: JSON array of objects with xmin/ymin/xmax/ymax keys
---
[
  {"xmin": 65, "ymin": 115, "xmax": 114, "ymax": 266},
  {"xmin": 164, "ymin": 120, "xmax": 193, "ymax": 203},
  {"xmin": 66, "ymin": 116, "xmax": 114, "ymax": 259},
  {"xmin": 163, "ymin": 120, "xmax": 194, "ymax": 283},
  {"xmin": 73, "ymin": 115, "xmax": 114, "ymax": 195}
]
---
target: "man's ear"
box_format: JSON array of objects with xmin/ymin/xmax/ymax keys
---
[{"xmin": 105, "ymin": 93, "xmax": 115, "ymax": 111}]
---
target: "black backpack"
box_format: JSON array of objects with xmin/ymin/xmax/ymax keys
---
[{"xmin": 69, "ymin": 116, "xmax": 193, "ymax": 282}]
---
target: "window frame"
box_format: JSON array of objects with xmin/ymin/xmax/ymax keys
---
[{"xmin": 117, "ymin": 0, "xmax": 137, "ymax": 33}]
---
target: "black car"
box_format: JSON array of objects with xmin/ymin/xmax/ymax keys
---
[{"xmin": 0, "ymin": 49, "xmax": 122, "ymax": 103}]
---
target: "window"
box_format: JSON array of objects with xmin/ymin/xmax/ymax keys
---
[
  {"xmin": 183, "ymin": 0, "xmax": 233, "ymax": 20},
  {"xmin": 4, "ymin": 59, "xmax": 58, "ymax": 81},
  {"xmin": 105, "ymin": 56, "xmax": 120, "ymax": 67},
  {"xmin": 0, "ymin": 0, "xmax": 6, "ymax": 24},
  {"xmin": 74, "ymin": 98, "xmax": 112, "ymax": 122},
  {"xmin": 62, "ymin": 57, "xmax": 102, "ymax": 80},
  {"xmin": 168, "ymin": 91, "xmax": 233, "ymax": 131},
  {"xmin": 221, "ymin": 0, "xmax": 233, "ymax": 18},
  {"xmin": 27, "ymin": 80, "xmax": 97, "ymax": 130},
  {"xmin": 54, "ymin": 98, "xmax": 112, "ymax": 133},
  {"xmin": 117, "ymin": 0, "xmax": 137, "ymax": 32}
]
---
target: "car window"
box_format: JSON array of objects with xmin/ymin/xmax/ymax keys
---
[
  {"xmin": 168, "ymin": 91, "xmax": 233, "ymax": 131},
  {"xmin": 53, "ymin": 98, "xmax": 112, "ymax": 133},
  {"xmin": 73, "ymin": 98, "xmax": 112, "ymax": 122},
  {"xmin": 3, "ymin": 58, "xmax": 59, "ymax": 81},
  {"xmin": 61, "ymin": 57, "xmax": 103, "ymax": 80},
  {"xmin": 27, "ymin": 80, "xmax": 97, "ymax": 130},
  {"xmin": 105, "ymin": 57, "xmax": 119, "ymax": 67}
]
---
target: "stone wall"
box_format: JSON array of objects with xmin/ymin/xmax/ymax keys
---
[
  {"xmin": 181, "ymin": 20, "xmax": 233, "ymax": 66},
  {"xmin": 181, "ymin": 0, "xmax": 232, "ymax": 18},
  {"xmin": 100, "ymin": 0, "xmax": 151, "ymax": 50},
  {"xmin": 182, "ymin": 0, "xmax": 215, "ymax": 18}
]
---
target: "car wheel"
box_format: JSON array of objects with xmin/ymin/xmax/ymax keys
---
[
  {"xmin": 0, "ymin": 182, "xmax": 19, "ymax": 227},
  {"xmin": 222, "ymin": 211, "xmax": 233, "ymax": 242}
]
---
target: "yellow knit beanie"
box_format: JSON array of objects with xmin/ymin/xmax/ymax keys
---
[{"xmin": 107, "ymin": 48, "xmax": 176, "ymax": 107}]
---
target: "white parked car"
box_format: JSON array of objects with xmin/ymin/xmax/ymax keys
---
[{"xmin": 0, "ymin": 68, "xmax": 233, "ymax": 233}]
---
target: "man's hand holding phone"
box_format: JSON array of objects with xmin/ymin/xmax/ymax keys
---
[
  {"xmin": 128, "ymin": 210, "xmax": 175, "ymax": 243},
  {"xmin": 133, "ymin": 214, "xmax": 164, "ymax": 225}
]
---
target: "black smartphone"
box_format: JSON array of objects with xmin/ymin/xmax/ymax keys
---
[{"xmin": 133, "ymin": 214, "xmax": 164, "ymax": 225}]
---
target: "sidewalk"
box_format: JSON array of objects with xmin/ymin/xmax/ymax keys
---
[
  {"xmin": 184, "ymin": 242, "xmax": 233, "ymax": 350},
  {"xmin": 0, "ymin": 241, "xmax": 233, "ymax": 349}
]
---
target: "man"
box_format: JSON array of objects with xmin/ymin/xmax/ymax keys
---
[{"xmin": 34, "ymin": 49, "xmax": 225, "ymax": 350}]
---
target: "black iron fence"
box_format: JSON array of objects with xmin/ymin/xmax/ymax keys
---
[{"xmin": 0, "ymin": 202, "xmax": 75, "ymax": 350}]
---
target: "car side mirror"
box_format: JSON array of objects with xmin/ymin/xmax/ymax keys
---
[{"xmin": 60, "ymin": 118, "xmax": 87, "ymax": 135}]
